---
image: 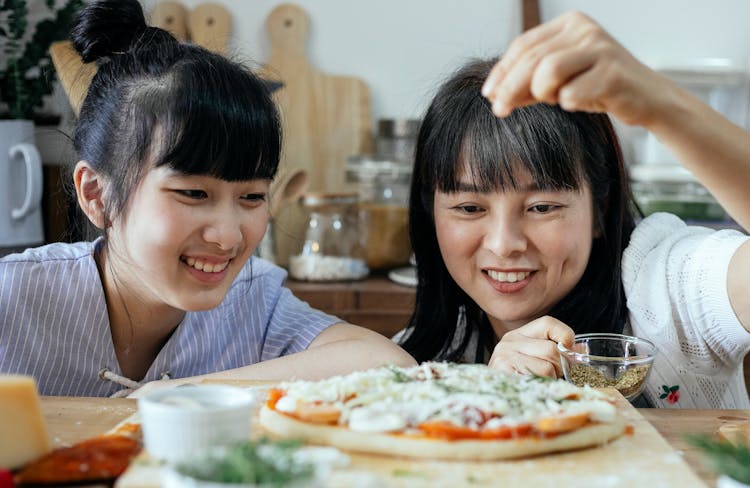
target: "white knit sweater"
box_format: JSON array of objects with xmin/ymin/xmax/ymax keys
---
[{"xmin": 623, "ymin": 213, "xmax": 750, "ymax": 409}]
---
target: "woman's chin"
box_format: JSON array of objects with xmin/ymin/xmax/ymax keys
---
[
  {"xmin": 176, "ymin": 296, "xmax": 225, "ymax": 312},
  {"xmin": 484, "ymin": 309, "xmax": 537, "ymax": 330}
]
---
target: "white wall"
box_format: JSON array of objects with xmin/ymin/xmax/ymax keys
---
[{"xmin": 139, "ymin": 0, "xmax": 750, "ymax": 123}]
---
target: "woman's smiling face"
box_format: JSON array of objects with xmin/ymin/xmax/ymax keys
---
[
  {"xmin": 104, "ymin": 165, "xmax": 270, "ymax": 313},
  {"xmin": 433, "ymin": 166, "xmax": 595, "ymax": 335}
]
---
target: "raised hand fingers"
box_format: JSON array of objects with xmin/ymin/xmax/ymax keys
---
[
  {"xmin": 482, "ymin": 12, "xmax": 611, "ymax": 117},
  {"xmin": 482, "ymin": 13, "xmax": 564, "ymax": 97},
  {"xmin": 530, "ymin": 47, "xmax": 596, "ymax": 107},
  {"xmin": 482, "ymin": 20, "xmax": 563, "ymax": 116}
]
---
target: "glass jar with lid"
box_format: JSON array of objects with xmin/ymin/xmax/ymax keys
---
[
  {"xmin": 346, "ymin": 155, "xmax": 412, "ymax": 270},
  {"xmin": 288, "ymin": 192, "xmax": 369, "ymax": 282},
  {"xmin": 375, "ymin": 118, "xmax": 420, "ymax": 164}
]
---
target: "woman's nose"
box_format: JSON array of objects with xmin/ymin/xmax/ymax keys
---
[
  {"xmin": 483, "ymin": 213, "xmax": 527, "ymax": 257},
  {"xmin": 202, "ymin": 211, "xmax": 243, "ymax": 250}
]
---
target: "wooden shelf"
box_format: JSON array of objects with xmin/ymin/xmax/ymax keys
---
[{"xmin": 286, "ymin": 275, "xmax": 415, "ymax": 338}]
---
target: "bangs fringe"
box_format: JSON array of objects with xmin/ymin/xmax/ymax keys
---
[
  {"xmin": 136, "ymin": 56, "xmax": 280, "ymax": 181},
  {"xmin": 432, "ymin": 99, "xmax": 586, "ymax": 194}
]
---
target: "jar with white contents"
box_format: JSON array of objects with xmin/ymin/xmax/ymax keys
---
[{"xmin": 289, "ymin": 192, "xmax": 369, "ymax": 282}]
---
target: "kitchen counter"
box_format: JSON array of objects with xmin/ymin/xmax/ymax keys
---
[{"xmin": 38, "ymin": 395, "xmax": 750, "ymax": 487}]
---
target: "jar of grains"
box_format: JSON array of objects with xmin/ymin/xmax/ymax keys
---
[
  {"xmin": 346, "ymin": 155, "xmax": 412, "ymax": 270},
  {"xmin": 288, "ymin": 192, "xmax": 369, "ymax": 281}
]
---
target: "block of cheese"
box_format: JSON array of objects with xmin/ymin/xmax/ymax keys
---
[{"xmin": 0, "ymin": 376, "xmax": 50, "ymax": 469}]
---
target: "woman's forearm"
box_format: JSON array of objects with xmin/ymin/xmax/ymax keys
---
[
  {"xmin": 643, "ymin": 83, "xmax": 750, "ymax": 230},
  {"xmin": 171, "ymin": 324, "xmax": 416, "ymax": 385}
]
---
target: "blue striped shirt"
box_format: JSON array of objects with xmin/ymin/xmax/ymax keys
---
[{"xmin": 0, "ymin": 240, "xmax": 338, "ymax": 396}]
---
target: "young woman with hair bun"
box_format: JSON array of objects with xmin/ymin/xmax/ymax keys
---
[{"xmin": 0, "ymin": 0, "xmax": 414, "ymax": 397}]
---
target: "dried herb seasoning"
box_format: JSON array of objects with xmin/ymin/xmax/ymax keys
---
[{"xmin": 569, "ymin": 364, "xmax": 650, "ymax": 398}]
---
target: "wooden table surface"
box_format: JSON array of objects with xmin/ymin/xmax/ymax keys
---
[{"xmin": 38, "ymin": 396, "xmax": 750, "ymax": 486}]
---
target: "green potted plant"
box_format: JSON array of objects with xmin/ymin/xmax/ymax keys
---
[{"xmin": 1, "ymin": 0, "xmax": 83, "ymax": 122}]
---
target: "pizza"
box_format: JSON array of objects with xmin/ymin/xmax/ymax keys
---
[
  {"xmin": 13, "ymin": 415, "xmax": 142, "ymax": 485},
  {"xmin": 259, "ymin": 362, "xmax": 628, "ymax": 460}
]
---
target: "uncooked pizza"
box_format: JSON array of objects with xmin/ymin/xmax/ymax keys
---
[{"xmin": 259, "ymin": 362, "xmax": 628, "ymax": 460}]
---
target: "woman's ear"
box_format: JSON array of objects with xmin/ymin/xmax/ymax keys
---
[
  {"xmin": 592, "ymin": 220, "xmax": 603, "ymax": 239},
  {"xmin": 74, "ymin": 161, "xmax": 107, "ymax": 229}
]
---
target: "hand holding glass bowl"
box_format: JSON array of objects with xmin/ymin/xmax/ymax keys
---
[{"xmin": 557, "ymin": 333, "xmax": 657, "ymax": 401}]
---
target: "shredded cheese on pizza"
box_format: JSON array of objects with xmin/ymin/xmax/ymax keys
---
[{"xmin": 269, "ymin": 362, "xmax": 617, "ymax": 438}]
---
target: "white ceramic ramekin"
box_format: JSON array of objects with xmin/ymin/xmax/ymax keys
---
[{"xmin": 138, "ymin": 384, "xmax": 255, "ymax": 464}]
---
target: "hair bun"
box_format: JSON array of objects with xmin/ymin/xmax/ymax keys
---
[{"xmin": 71, "ymin": 0, "xmax": 148, "ymax": 63}]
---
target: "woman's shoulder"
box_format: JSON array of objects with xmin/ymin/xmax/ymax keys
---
[
  {"xmin": 623, "ymin": 213, "xmax": 747, "ymax": 289},
  {"xmin": 0, "ymin": 241, "xmax": 103, "ymax": 311},
  {"xmin": 623, "ymin": 212, "xmax": 748, "ymax": 289},
  {"xmin": 1, "ymin": 240, "xmax": 96, "ymax": 266},
  {"xmin": 625, "ymin": 213, "xmax": 745, "ymax": 259},
  {"xmin": 630, "ymin": 212, "xmax": 693, "ymax": 240}
]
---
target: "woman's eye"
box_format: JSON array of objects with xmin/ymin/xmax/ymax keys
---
[
  {"xmin": 455, "ymin": 204, "xmax": 483, "ymax": 214},
  {"xmin": 529, "ymin": 204, "xmax": 559, "ymax": 214},
  {"xmin": 177, "ymin": 189, "xmax": 207, "ymax": 199},
  {"xmin": 241, "ymin": 193, "xmax": 267, "ymax": 203}
]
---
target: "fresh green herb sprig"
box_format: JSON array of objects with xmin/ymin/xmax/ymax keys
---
[
  {"xmin": 529, "ymin": 373, "xmax": 555, "ymax": 383},
  {"xmin": 388, "ymin": 365, "xmax": 412, "ymax": 383},
  {"xmin": 686, "ymin": 434, "xmax": 750, "ymax": 484},
  {"xmin": 176, "ymin": 438, "xmax": 314, "ymax": 486},
  {"xmin": 433, "ymin": 380, "xmax": 466, "ymax": 394}
]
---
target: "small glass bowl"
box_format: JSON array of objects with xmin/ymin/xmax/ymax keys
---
[{"xmin": 557, "ymin": 333, "xmax": 657, "ymax": 401}]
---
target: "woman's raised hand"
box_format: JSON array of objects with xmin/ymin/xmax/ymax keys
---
[
  {"xmin": 481, "ymin": 12, "xmax": 672, "ymax": 127},
  {"xmin": 488, "ymin": 316, "xmax": 575, "ymax": 378}
]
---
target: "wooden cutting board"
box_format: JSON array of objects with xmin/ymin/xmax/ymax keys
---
[
  {"xmin": 149, "ymin": 1, "xmax": 189, "ymax": 41},
  {"xmin": 115, "ymin": 388, "xmax": 707, "ymax": 488},
  {"xmin": 259, "ymin": 3, "xmax": 373, "ymax": 266}
]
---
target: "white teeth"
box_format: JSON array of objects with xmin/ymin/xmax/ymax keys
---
[
  {"xmin": 487, "ymin": 270, "xmax": 530, "ymax": 283},
  {"xmin": 183, "ymin": 257, "xmax": 229, "ymax": 273}
]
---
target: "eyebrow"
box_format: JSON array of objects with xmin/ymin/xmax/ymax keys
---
[{"xmin": 454, "ymin": 181, "xmax": 540, "ymax": 193}]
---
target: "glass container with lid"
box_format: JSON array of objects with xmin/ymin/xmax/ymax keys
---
[
  {"xmin": 346, "ymin": 155, "xmax": 412, "ymax": 270},
  {"xmin": 375, "ymin": 118, "xmax": 420, "ymax": 164},
  {"xmin": 288, "ymin": 192, "xmax": 368, "ymax": 282}
]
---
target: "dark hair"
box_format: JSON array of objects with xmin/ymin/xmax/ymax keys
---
[
  {"xmin": 71, "ymin": 0, "xmax": 281, "ymax": 232},
  {"xmin": 401, "ymin": 58, "xmax": 636, "ymax": 363}
]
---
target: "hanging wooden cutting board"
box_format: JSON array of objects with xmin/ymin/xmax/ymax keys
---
[
  {"xmin": 150, "ymin": 1, "xmax": 189, "ymax": 41},
  {"xmin": 188, "ymin": 3, "xmax": 232, "ymax": 55},
  {"xmin": 259, "ymin": 3, "xmax": 373, "ymax": 267}
]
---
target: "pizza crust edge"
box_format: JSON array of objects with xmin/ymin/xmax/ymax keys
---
[{"xmin": 258, "ymin": 406, "xmax": 627, "ymax": 460}]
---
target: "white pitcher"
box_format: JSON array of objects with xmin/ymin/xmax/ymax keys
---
[{"xmin": 0, "ymin": 120, "xmax": 44, "ymax": 247}]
